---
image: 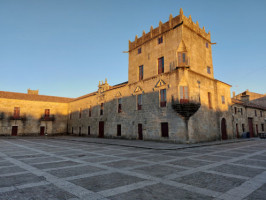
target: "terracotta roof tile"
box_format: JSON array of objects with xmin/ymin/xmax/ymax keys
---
[{"xmin": 0, "ymin": 91, "xmax": 73, "ymax": 103}]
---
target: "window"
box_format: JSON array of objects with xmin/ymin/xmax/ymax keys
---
[
  {"xmin": 242, "ymin": 124, "xmax": 245, "ymax": 132},
  {"xmin": 79, "ymin": 108, "xmax": 82, "ymax": 118},
  {"xmin": 260, "ymin": 111, "xmax": 263, "ymax": 117},
  {"xmin": 100, "ymin": 103, "xmax": 104, "ymax": 115},
  {"xmin": 180, "ymin": 86, "xmax": 189, "ymax": 103},
  {"xmin": 158, "ymin": 57, "xmax": 164, "ymax": 74},
  {"xmin": 178, "ymin": 52, "xmax": 188, "ymax": 66},
  {"xmin": 137, "ymin": 94, "xmax": 142, "ymax": 110},
  {"xmin": 208, "ymin": 92, "xmax": 212, "ymax": 109},
  {"xmin": 88, "ymin": 126, "xmax": 90, "ymax": 135},
  {"xmin": 161, "ymin": 122, "xmax": 169, "ymax": 137},
  {"xmin": 138, "ymin": 48, "xmax": 141, "ymax": 54},
  {"xmin": 139, "ymin": 65, "xmax": 143, "ymax": 80},
  {"xmin": 14, "ymin": 107, "xmax": 20, "ymax": 119},
  {"xmin": 89, "ymin": 106, "xmax": 92, "ymax": 117},
  {"xmin": 44, "ymin": 109, "xmax": 50, "ymax": 118},
  {"xmin": 240, "ymin": 108, "xmax": 243, "ymax": 115},
  {"xmin": 69, "ymin": 111, "xmax": 72, "ymax": 120},
  {"xmin": 207, "ymin": 66, "xmax": 211, "ymax": 74},
  {"xmin": 221, "ymin": 96, "xmax": 225, "ymax": 104},
  {"xmin": 117, "ymin": 124, "xmax": 121, "ymax": 136},
  {"xmin": 158, "ymin": 36, "xmax": 163, "ymax": 44},
  {"xmin": 160, "ymin": 89, "xmax": 167, "ymax": 107},
  {"xmin": 262, "ymin": 124, "xmax": 264, "ymax": 132},
  {"xmin": 234, "ymin": 107, "xmax": 237, "ymax": 114},
  {"xmin": 206, "ymin": 42, "xmax": 209, "ymax": 48},
  {"xmin": 255, "ymin": 110, "xmax": 257, "ymax": 117},
  {"xmin": 118, "ymin": 98, "xmax": 122, "ymax": 113}
]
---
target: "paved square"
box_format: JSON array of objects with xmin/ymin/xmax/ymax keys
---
[{"xmin": 0, "ymin": 137, "xmax": 266, "ymax": 200}]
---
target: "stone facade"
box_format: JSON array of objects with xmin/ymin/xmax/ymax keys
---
[
  {"xmin": 232, "ymin": 95, "xmax": 266, "ymax": 138},
  {"xmin": 1, "ymin": 8, "xmax": 260, "ymax": 143},
  {"xmin": 0, "ymin": 91, "xmax": 71, "ymax": 136},
  {"xmin": 67, "ymin": 9, "xmax": 233, "ymax": 143}
]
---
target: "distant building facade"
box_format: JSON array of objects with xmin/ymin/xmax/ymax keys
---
[
  {"xmin": 1, "ymin": 9, "xmax": 263, "ymax": 143},
  {"xmin": 232, "ymin": 91, "xmax": 266, "ymax": 138}
]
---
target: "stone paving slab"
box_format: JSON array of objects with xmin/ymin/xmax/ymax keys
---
[
  {"xmin": 210, "ymin": 164, "xmax": 265, "ymax": 178},
  {"xmin": 0, "ymin": 173, "xmax": 45, "ymax": 188},
  {"xmin": 49, "ymin": 165, "xmax": 104, "ymax": 178},
  {"xmin": 0, "ymin": 184, "xmax": 75, "ymax": 200},
  {"xmin": 70, "ymin": 172, "xmax": 145, "ymax": 192},
  {"xmin": 108, "ymin": 183, "xmax": 213, "ymax": 200},
  {"xmin": 0, "ymin": 137, "xmax": 266, "ymax": 200},
  {"xmin": 174, "ymin": 171, "xmax": 245, "ymax": 193}
]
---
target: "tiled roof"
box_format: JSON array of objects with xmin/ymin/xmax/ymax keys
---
[
  {"xmin": 0, "ymin": 91, "xmax": 73, "ymax": 103},
  {"xmin": 250, "ymin": 96, "xmax": 266, "ymax": 108},
  {"xmin": 71, "ymin": 81, "xmax": 128, "ymax": 102},
  {"xmin": 231, "ymin": 98, "xmax": 266, "ymax": 110}
]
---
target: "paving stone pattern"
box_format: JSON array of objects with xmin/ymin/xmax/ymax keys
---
[{"xmin": 0, "ymin": 137, "xmax": 266, "ymax": 200}]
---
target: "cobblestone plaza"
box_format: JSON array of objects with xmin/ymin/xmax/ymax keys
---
[{"xmin": 0, "ymin": 137, "xmax": 265, "ymax": 200}]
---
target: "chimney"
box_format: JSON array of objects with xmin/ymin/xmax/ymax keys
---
[
  {"xmin": 233, "ymin": 91, "xmax": 236, "ymax": 98},
  {"xmin": 241, "ymin": 95, "xmax": 250, "ymax": 102},
  {"xmin": 27, "ymin": 89, "xmax": 39, "ymax": 95}
]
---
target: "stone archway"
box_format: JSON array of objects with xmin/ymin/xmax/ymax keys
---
[{"xmin": 221, "ymin": 118, "xmax": 227, "ymax": 140}]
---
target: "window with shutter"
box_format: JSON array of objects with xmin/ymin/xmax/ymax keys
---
[
  {"xmin": 139, "ymin": 65, "xmax": 143, "ymax": 80},
  {"xmin": 158, "ymin": 57, "xmax": 164, "ymax": 74},
  {"xmin": 137, "ymin": 94, "xmax": 142, "ymax": 110},
  {"xmin": 160, "ymin": 89, "xmax": 166, "ymax": 107},
  {"xmin": 180, "ymin": 86, "xmax": 189, "ymax": 103}
]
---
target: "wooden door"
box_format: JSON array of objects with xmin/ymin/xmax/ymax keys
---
[
  {"xmin": 40, "ymin": 126, "xmax": 45, "ymax": 136},
  {"xmin": 138, "ymin": 124, "xmax": 143, "ymax": 140},
  {"xmin": 248, "ymin": 118, "xmax": 254, "ymax": 137},
  {"xmin": 11, "ymin": 126, "xmax": 18, "ymax": 136},
  {"xmin": 99, "ymin": 121, "xmax": 104, "ymax": 138},
  {"xmin": 161, "ymin": 123, "xmax": 169, "ymax": 137},
  {"xmin": 256, "ymin": 124, "xmax": 258, "ymax": 135},
  {"xmin": 236, "ymin": 123, "xmax": 239, "ymax": 138},
  {"xmin": 117, "ymin": 124, "xmax": 121, "ymax": 136},
  {"xmin": 221, "ymin": 118, "xmax": 227, "ymax": 140}
]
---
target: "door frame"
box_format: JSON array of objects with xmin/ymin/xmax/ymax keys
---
[
  {"xmin": 138, "ymin": 124, "xmax": 143, "ymax": 140},
  {"xmin": 99, "ymin": 121, "xmax": 104, "ymax": 138},
  {"xmin": 221, "ymin": 118, "xmax": 227, "ymax": 140}
]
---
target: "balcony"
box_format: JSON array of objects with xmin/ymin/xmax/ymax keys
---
[
  {"xmin": 178, "ymin": 58, "xmax": 190, "ymax": 68},
  {"xmin": 171, "ymin": 97, "xmax": 201, "ymax": 120},
  {"xmin": 40, "ymin": 115, "xmax": 55, "ymax": 121},
  {"xmin": 10, "ymin": 115, "xmax": 23, "ymax": 120}
]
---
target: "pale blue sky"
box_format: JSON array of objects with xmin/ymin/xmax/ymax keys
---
[{"xmin": 0, "ymin": 0, "xmax": 265, "ymax": 98}]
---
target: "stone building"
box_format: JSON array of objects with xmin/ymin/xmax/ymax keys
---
[
  {"xmin": 0, "ymin": 90, "xmax": 72, "ymax": 136},
  {"xmin": 232, "ymin": 91, "xmax": 266, "ymax": 138},
  {"xmin": 0, "ymin": 9, "xmax": 238, "ymax": 143}
]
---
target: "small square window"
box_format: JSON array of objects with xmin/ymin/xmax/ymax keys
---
[
  {"xmin": 158, "ymin": 36, "xmax": 163, "ymax": 44},
  {"xmin": 207, "ymin": 66, "xmax": 211, "ymax": 74},
  {"xmin": 138, "ymin": 48, "xmax": 141, "ymax": 54}
]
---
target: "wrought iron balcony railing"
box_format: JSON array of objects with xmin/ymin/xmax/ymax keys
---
[{"xmin": 40, "ymin": 115, "xmax": 55, "ymax": 121}]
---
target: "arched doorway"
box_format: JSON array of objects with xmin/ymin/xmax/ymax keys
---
[{"xmin": 221, "ymin": 118, "xmax": 227, "ymax": 140}]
